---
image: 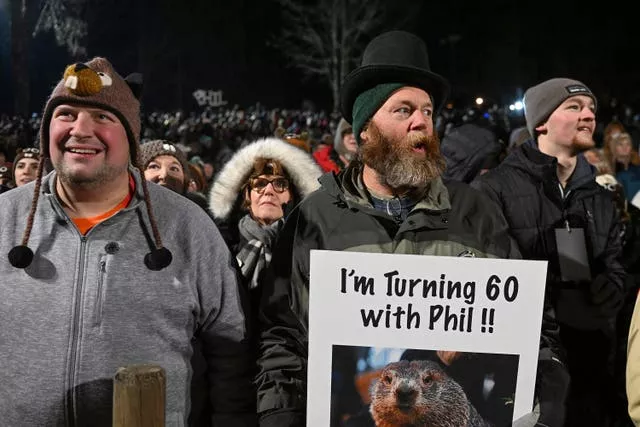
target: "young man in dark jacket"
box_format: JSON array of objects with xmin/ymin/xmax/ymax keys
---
[
  {"xmin": 255, "ymin": 30, "xmax": 522, "ymax": 427},
  {"xmin": 473, "ymin": 78, "xmax": 627, "ymax": 427}
]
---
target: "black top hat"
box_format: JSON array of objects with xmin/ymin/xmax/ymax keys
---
[{"xmin": 340, "ymin": 31, "xmax": 450, "ymax": 123}]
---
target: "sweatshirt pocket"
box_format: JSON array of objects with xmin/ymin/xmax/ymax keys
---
[{"xmin": 93, "ymin": 256, "xmax": 107, "ymax": 326}]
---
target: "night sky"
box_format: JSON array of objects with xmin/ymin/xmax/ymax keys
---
[{"xmin": 0, "ymin": 0, "xmax": 637, "ymax": 114}]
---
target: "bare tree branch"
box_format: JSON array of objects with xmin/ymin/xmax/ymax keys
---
[
  {"xmin": 272, "ymin": 0, "xmax": 411, "ymax": 111},
  {"xmin": 33, "ymin": 0, "xmax": 88, "ymax": 56}
]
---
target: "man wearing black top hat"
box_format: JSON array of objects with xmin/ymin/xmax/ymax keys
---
[{"xmin": 256, "ymin": 31, "xmax": 524, "ymax": 427}]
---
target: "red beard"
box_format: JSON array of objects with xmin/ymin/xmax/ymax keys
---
[{"xmin": 360, "ymin": 122, "xmax": 445, "ymax": 190}]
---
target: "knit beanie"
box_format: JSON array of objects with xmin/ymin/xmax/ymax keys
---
[
  {"xmin": 333, "ymin": 118, "xmax": 353, "ymax": 155},
  {"xmin": 8, "ymin": 58, "xmax": 172, "ymax": 271},
  {"xmin": 274, "ymin": 128, "xmax": 312, "ymax": 153},
  {"xmin": 139, "ymin": 140, "xmax": 191, "ymax": 193},
  {"xmin": 40, "ymin": 57, "xmax": 142, "ymax": 162},
  {"xmin": 524, "ymin": 78, "xmax": 597, "ymax": 138},
  {"xmin": 352, "ymin": 83, "xmax": 403, "ymax": 143},
  {"xmin": 139, "ymin": 140, "xmax": 190, "ymax": 176},
  {"xmin": 12, "ymin": 147, "xmax": 40, "ymax": 178}
]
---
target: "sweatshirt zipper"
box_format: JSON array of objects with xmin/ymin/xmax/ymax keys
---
[
  {"xmin": 65, "ymin": 235, "xmax": 87, "ymax": 427},
  {"xmin": 93, "ymin": 258, "xmax": 107, "ymax": 326}
]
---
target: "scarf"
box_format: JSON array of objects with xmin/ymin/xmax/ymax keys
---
[{"xmin": 236, "ymin": 214, "xmax": 283, "ymax": 289}]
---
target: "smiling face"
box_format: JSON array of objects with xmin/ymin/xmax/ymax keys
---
[
  {"xmin": 144, "ymin": 154, "xmax": 185, "ymax": 193},
  {"xmin": 536, "ymin": 95, "xmax": 596, "ymax": 154},
  {"xmin": 14, "ymin": 157, "xmax": 39, "ymax": 187},
  {"xmin": 247, "ymin": 174, "xmax": 292, "ymax": 226},
  {"xmin": 49, "ymin": 104, "xmax": 130, "ymax": 188}
]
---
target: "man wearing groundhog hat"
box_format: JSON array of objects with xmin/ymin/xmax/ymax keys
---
[
  {"xmin": 256, "ymin": 31, "xmax": 522, "ymax": 427},
  {"xmin": 0, "ymin": 57, "xmax": 255, "ymax": 426}
]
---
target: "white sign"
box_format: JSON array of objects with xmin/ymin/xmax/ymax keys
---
[
  {"xmin": 192, "ymin": 89, "xmax": 228, "ymax": 107},
  {"xmin": 308, "ymin": 250, "xmax": 548, "ymax": 427},
  {"xmin": 631, "ymin": 190, "xmax": 640, "ymax": 210}
]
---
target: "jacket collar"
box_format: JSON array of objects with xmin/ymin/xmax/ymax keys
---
[
  {"xmin": 319, "ymin": 160, "xmax": 451, "ymax": 212},
  {"xmin": 42, "ymin": 166, "xmax": 147, "ymax": 211},
  {"xmin": 504, "ymin": 139, "xmax": 595, "ymax": 191}
]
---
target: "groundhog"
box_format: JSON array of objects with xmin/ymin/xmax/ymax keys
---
[{"xmin": 370, "ymin": 360, "xmax": 490, "ymax": 427}]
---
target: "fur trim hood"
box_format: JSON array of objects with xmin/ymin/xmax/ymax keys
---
[{"xmin": 209, "ymin": 137, "xmax": 323, "ymax": 220}]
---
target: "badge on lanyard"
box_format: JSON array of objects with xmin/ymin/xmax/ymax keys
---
[{"xmin": 555, "ymin": 222, "xmax": 591, "ymax": 282}]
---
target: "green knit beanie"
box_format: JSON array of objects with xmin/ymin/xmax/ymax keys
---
[{"xmin": 352, "ymin": 83, "xmax": 404, "ymax": 144}]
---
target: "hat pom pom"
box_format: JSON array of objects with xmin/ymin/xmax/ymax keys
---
[
  {"xmin": 144, "ymin": 247, "xmax": 172, "ymax": 271},
  {"xmin": 8, "ymin": 245, "xmax": 34, "ymax": 269}
]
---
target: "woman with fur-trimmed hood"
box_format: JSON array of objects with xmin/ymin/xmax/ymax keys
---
[{"xmin": 209, "ymin": 137, "xmax": 322, "ymax": 290}]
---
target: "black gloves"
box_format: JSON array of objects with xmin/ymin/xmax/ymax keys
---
[{"xmin": 535, "ymin": 359, "xmax": 570, "ymax": 427}]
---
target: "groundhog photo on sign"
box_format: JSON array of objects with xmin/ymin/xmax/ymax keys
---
[{"xmin": 370, "ymin": 360, "xmax": 491, "ymax": 427}]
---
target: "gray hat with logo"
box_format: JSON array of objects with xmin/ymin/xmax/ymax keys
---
[{"xmin": 523, "ymin": 78, "xmax": 597, "ymax": 137}]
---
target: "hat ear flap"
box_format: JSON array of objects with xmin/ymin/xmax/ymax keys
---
[{"xmin": 125, "ymin": 73, "xmax": 143, "ymax": 99}]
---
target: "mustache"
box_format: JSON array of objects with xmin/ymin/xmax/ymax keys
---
[
  {"xmin": 359, "ymin": 122, "xmax": 445, "ymax": 189},
  {"xmin": 59, "ymin": 133, "xmax": 106, "ymax": 150},
  {"xmin": 404, "ymin": 131, "xmax": 439, "ymax": 152}
]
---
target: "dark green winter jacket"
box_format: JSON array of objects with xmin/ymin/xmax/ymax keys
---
[{"xmin": 256, "ymin": 161, "xmax": 520, "ymax": 426}]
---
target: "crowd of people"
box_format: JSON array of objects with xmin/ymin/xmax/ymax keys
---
[{"xmin": 2, "ymin": 29, "xmax": 640, "ymax": 427}]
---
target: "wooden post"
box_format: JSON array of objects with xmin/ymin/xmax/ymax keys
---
[{"xmin": 113, "ymin": 364, "xmax": 166, "ymax": 427}]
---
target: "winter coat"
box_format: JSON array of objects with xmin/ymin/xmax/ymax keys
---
[
  {"xmin": 473, "ymin": 139, "xmax": 627, "ymax": 425},
  {"xmin": 208, "ymin": 137, "xmax": 323, "ymax": 254},
  {"xmin": 0, "ymin": 169, "xmax": 255, "ymax": 427},
  {"xmin": 617, "ymin": 164, "xmax": 640, "ymax": 203},
  {"xmin": 441, "ymin": 123, "xmax": 504, "ymax": 183},
  {"xmin": 313, "ymin": 144, "xmax": 345, "ymax": 174},
  {"xmin": 256, "ymin": 161, "xmax": 520, "ymax": 426}
]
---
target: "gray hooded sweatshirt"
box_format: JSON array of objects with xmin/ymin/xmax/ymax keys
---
[{"xmin": 0, "ymin": 170, "xmax": 255, "ymax": 426}]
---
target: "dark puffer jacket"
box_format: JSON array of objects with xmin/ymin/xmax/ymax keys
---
[
  {"xmin": 472, "ymin": 139, "xmax": 627, "ymax": 426},
  {"xmin": 441, "ymin": 123, "xmax": 504, "ymax": 184},
  {"xmin": 473, "ymin": 140, "xmax": 625, "ymax": 336},
  {"xmin": 256, "ymin": 161, "xmax": 521, "ymax": 426}
]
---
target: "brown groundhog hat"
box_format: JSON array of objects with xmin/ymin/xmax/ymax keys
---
[
  {"xmin": 12, "ymin": 147, "xmax": 41, "ymax": 179},
  {"xmin": 139, "ymin": 140, "xmax": 191, "ymax": 193},
  {"xmin": 39, "ymin": 57, "xmax": 143, "ymax": 161},
  {"xmin": 9, "ymin": 58, "xmax": 173, "ymax": 271}
]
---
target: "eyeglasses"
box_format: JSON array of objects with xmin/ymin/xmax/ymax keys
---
[{"xmin": 250, "ymin": 177, "xmax": 290, "ymax": 194}]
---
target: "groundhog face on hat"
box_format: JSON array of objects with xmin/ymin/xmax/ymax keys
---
[
  {"xmin": 39, "ymin": 57, "xmax": 143, "ymax": 162},
  {"xmin": 63, "ymin": 62, "xmax": 114, "ymax": 97}
]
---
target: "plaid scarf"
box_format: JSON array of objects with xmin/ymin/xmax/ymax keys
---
[{"xmin": 236, "ymin": 214, "xmax": 283, "ymax": 289}]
